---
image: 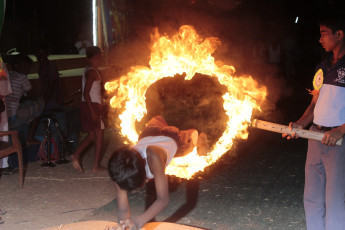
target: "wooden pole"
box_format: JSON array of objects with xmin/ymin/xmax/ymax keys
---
[{"xmin": 252, "ymin": 119, "xmax": 343, "ymax": 146}]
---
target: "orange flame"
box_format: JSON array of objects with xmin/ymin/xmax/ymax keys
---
[{"xmin": 105, "ymin": 25, "xmax": 267, "ymax": 179}]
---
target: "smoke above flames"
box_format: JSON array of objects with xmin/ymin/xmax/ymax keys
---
[{"xmin": 105, "ymin": 0, "xmax": 293, "ymax": 125}]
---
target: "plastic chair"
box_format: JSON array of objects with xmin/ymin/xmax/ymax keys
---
[{"xmin": 0, "ymin": 130, "xmax": 23, "ymax": 188}]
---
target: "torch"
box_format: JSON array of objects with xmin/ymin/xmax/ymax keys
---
[{"xmin": 251, "ymin": 119, "xmax": 343, "ymax": 146}]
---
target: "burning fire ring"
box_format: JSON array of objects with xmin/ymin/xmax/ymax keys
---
[{"xmin": 105, "ymin": 25, "xmax": 266, "ymax": 179}]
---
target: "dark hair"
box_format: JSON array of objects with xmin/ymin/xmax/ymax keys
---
[
  {"xmin": 108, "ymin": 147, "xmax": 146, "ymax": 191},
  {"xmin": 318, "ymin": 13, "xmax": 345, "ymax": 34},
  {"xmin": 86, "ymin": 46, "xmax": 101, "ymax": 59},
  {"xmin": 11, "ymin": 54, "xmax": 33, "ymax": 70}
]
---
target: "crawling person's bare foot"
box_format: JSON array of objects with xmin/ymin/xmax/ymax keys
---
[
  {"xmin": 92, "ymin": 166, "xmax": 107, "ymax": 173},
  {"xmin": 71, "ymin": 154, "xmax": 84, "ymax": 173}
]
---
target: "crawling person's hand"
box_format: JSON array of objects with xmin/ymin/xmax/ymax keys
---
[
  {"xmin": 120, "ymin": 219, "xmax": 135, "ymax": 230},
  {"xmin": 105, "ymin": 219, "xmax": 139, "ymax": 230},
  {"xmin": 104, "ymin": 221, "xmax": 127, "ymax": 230},
  {"xmin": 104, "ymin": 224, "xmax": 120, "ymax": 230}
]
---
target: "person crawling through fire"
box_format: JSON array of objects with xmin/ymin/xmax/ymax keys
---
[{"xmin": 106, "ymin": 115, "xmax": 209, "ymax": 230}]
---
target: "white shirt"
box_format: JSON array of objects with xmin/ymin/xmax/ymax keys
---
[
  {"xmin": 313, "ymin": 57, "xmax": 345, "ymax": 127},
  {"xmin": 81, "ymin": 67, "xmax": 102, "ymax": 104},
  {"xmin": 314, "ymin": 84, "xmax": 345, "ymax": 127},
  {"xmin": 132, "ymin": 136, "xmax": 177, "ymax": 179}
]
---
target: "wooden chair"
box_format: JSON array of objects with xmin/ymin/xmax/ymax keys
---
[{"xmin": 0, "ymin": 130, "xmax": 24, "ymax": 188}]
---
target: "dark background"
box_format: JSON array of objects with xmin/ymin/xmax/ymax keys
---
[
  {"xmin": 1, "ymin": 0, "xmax": 345, "ymax": 124},
  {"xmin": 1, "ymin": 0, "xmax": 345, "ymax": 122},
  {"xmin": 0, "ymin": 0, "xmax": 92, "ymax": 54},
  {"xmin": 0, "ymin": 0, "xmax": 344, "ymax": 54},
  {"xmin": 2, "ymin": 0, "xmax": 345, "ymax": 127}
]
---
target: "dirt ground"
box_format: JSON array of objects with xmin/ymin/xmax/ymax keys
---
[{"xmin": 0, "ymin": 120, "xmax": 308, "ymax": 230}]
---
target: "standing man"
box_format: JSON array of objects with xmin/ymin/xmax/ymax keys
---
[
  {"xmin": 35, "ymin": 45, "xmax": 62, "ymax": 111},
  {"xmin": 283, "ymin": 14, "xmax": 345, "ymax": 230},
  {"xmin": 70, "ymin": 46, "xmax": 106, "ymax": 173}
]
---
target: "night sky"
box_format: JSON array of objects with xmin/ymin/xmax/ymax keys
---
[
  {"xmin": 1, "ymin": 0, "xmax": 344, "ymax": 55},
  {"xmin": 1, "ymin": 0, "xmax": 92, "ymax": 54},
  {"xmin": 1, "ymin": 0, "xmax": 345, "ymax": 99}
]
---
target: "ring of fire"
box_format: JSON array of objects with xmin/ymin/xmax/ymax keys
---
[{"xmin": 105, "ymin": 25, "xmax": 267, "ymax": 179}]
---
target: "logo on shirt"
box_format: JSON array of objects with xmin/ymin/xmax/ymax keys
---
[
  {"xmin": 335, "ymin": 68, "xmax": 345, "ymax": 84},
  {"xmin": 313, "ymin": 69, "xmax": 323, "ymax": 90}
]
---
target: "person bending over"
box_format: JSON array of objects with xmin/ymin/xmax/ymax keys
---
[{"xmin": 107, "ymin": 115, "xmax": 208, "ymax": 230}]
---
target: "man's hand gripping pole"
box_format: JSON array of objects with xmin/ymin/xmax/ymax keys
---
[{"xmin": 251, "ymin": 119, "xmax": 343, "ymax": 146}]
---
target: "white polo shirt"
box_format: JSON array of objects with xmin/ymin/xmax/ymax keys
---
[{"xmin": 314, "ymin": 56, "xmax": 345, "ymax": 127}]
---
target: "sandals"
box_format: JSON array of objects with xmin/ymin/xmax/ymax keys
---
[{"xmin": 1, "ymin": 167, "xmax": 18, "ymax": 175}]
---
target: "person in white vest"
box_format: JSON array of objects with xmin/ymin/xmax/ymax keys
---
[
  {"xmin": 71, "ymin": 46, "xmax": 106, "ymax": 173},
  {"xmin": 107, "ymin": 116, "xmax": 209, "ymax": 230}
]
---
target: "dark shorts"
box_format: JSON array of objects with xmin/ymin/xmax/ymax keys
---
[
  {"xmin": 139, "ymin": 116, "xmax": 197, "ymax": 156},
  {"xmin": 9, "ymin": 98, "xmax": 44, "ymax": 129},
  {"xmin": 80, "ymin": 102, "xmax": 103, "ymax": 131}
]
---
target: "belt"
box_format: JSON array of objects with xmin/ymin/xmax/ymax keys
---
[{"xmin": 313, "ymin": 123, "xmax": 338, "ymax": 131}]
